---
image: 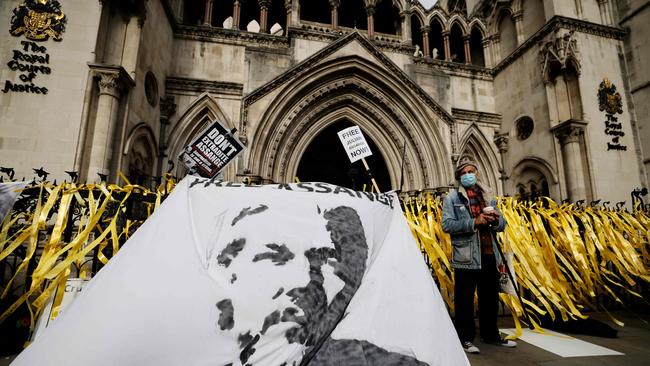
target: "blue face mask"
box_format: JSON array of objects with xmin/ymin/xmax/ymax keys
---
[{"xmin": 460, "ymin": 173, "xmax": 477, "ymax": 187}]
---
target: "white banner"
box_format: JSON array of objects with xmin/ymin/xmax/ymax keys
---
[
  {"xmin": 13, "ymin": 177, "xmax": 468, "ymax": 366},
  {"xmin": 31, "ymin": 279, "xmax": 89, "ymax": 341},
  {"xmin": 337, "ymin": 126, "xmax": 372, "ymax": 163}
]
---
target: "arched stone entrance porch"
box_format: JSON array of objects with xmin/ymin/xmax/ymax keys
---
[{"xmin": 241, "ymin": 33, "xmax": 455, "ymax": 191}]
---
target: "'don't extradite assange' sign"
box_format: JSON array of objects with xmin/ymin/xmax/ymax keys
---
[
  {"xmin": 3, "ymin": 0, "xmax": 67, "ymax": 95},
  {"xmin": 180, "ymin": 120, "xmax": 245, "ymax": 178}
]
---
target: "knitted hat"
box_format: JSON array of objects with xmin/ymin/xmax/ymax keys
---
[{"xmin": 455, "ymin": 158, "xmax": 478, "ymax": 180}]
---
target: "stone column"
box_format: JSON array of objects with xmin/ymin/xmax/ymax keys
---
[
  {"xmin": 366, "ymin": 5, "xmax": 376, "ymax": 38},
  {"xmin": 491, "ymin": 34, "xmax": 501, "ymax": 63},
  {"xmin": 552, "ymin": 121, "xmax": 587, "ymax": 202},
  {"xmin": 597, "ymin": 0, "xmax": 614, "ymax": 25},
  {"xmin": 463, "ymin": 35, "xmax": 471, "ymax": 64},
  {"xmin": 443, "ymin": 31, "xmax": 451, "ymax": 61},
  {"xmin": 233, "ymin": 0, "xmax": 241, "ymax": 30},
  {"xmin": 400, "ymin": 9, "xmax": 412, "ymax": 44},
  {"xmin": 122, "ymin": 16, "xmax": 143, "ymax": 79},
  {"xmin": 203, "ymin": 0, "xmax": 213, "ymax": 25},
  {"xmin": 513, "ymin": 11, "xmax": 524, "ymax": 45},
  {"xmin": 288, "ymin": 0, "xmax": 299, "ymax": 27},
  {"xmin": 87, "ymin": 72, "xmax": 121, "ymax": 182},
  {"xmin": 493, "ymin": 131, "xmax": 509, "ymax": 194},
  {"xmin": 421, "ymin": 26, "xmax": 430, "ymax": 58},
  {"xmin": 157, "ymin": 96, "xmax": 176, "ymax": 176},
  {"xmin": 482, "ymin": 38, "xmax": 492, "ymax": 67},
  {"xmin": 259, "ymin": 0, "xmax": 270, "ymax": 33},
  {"xmin": 330, "ymin": 0, "xmax": 340, "ymax": 30}
]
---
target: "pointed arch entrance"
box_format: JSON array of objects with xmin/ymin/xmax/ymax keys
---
[
  {"xmin": 241, "ymin": 33, "xmax": 456, "ymax": 191},
  {"xmin": 296, "ymin": 119, "xmax": 391, "ymax": 191}
]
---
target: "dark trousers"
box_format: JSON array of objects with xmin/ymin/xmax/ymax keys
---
[{"xmin": 454, "ymin": 254, "xmax": 501, "ymax": 343}]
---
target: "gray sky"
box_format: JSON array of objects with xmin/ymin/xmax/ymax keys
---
[{"xmin": 418, "ymin": 0, "xmax": 438, "ymax": 8}]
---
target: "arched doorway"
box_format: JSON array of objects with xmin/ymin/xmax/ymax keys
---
[{"xmin": 296, "ymin": 119, "xmax": 391, "ymax": 192}]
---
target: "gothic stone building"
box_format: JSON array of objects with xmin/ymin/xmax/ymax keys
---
[{"xmin": 0, "ymin": 0, "xmax": 648, "ymax": 205}]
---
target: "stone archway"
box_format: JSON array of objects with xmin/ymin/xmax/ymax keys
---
[
  {"xmin": 296, "ymin": 119, "xmax": 392, "ymax": 191},
  {"xmin": 243, "ymin": 50, "xmax": 454, "ymax": 191}
]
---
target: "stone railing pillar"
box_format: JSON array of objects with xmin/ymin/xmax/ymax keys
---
[
  {"xmin": 421, "ymin": 26, "xmax": 431, "ymax": 58},
  {"xmin": 443, "ymin": 31, "xmax": 451, "ymax": 61}
]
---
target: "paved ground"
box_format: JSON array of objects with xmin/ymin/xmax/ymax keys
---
[
  {"xmin": 1, "ymin": 310, "xmax": 648, "ymax": 365},
  {"xmin": 467, "ymin": 310, "xmax": 650, "ymax": 366}
]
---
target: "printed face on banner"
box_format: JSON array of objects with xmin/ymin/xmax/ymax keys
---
[{"xmin": 208, "ymin": 200, "xmax": 369, "ymax": 364}]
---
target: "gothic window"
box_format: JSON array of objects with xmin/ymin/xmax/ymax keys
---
[
  {"xmin": 300, "ymin": 0, "xmax": 330, "ymax": 24},
  {"xmin": 449, "ymin": 22, "xmax": 465, "ymax": 63},
  {"xmin": 127, "ymin": 136, "xmax": 155, "ymax": 186},
  {"xmin": 240, "ymin": 0, "xmax": 260, "ymax": 32},
  {"xmin": 469, "ymin": 26, "xmax": 485, "ymax": 66},
  {"xmin": 212, "ymin": 0, "xmax": 234, "ymax": 28},
  {"xmin": 268, "ymin": 0, "xmax": 287, "ymax": 32},
  {"xmin": 339, "ymin": 0, "xmax": 367, "ymax": 30},
  {"xmin": 514, "ymin": 167, "xmax": 549, "ymax": 201},
  {"xmin": 430, "ymin": 17, "xmax": 445, "ymax": 60},
  {"xmin": 522, "ymin": 0, "xmax": 545, "ymax": 39},
  {"xmin": 144, "ymin": 72, "xmax": 158, "ymax": 107},
  {"xmin": 183, "ymin": 0, "xmax": 204, "ymax": 25},
  {"xmin": 565, "ymin": 65, "xmax": 582, "ymax": 120},
  {"xmin": 498, "ymin": 10, "xmax": 517, "ymax": 58},
  {"xmin": 411, "ymin": 14, "xmax": 423, "ymax": 52},
  {"xmin": 516, "ymin": 116, "xmax": 534, "ymax": 140},
  {"xmin": 374, "ymin": 0, "xmax": 401, "ymax": 35},
  {"xmin": 550, "ymin": 62, "xmax": 582, "ymax": 122}
]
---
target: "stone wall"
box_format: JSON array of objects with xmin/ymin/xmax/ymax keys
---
[{"xmin": 0, "ymin": 0, "xmax": 102, "ymax": 182}]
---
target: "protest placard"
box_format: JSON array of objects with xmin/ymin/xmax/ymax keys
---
[
  {"xmin": 180, "ymin": 121, "xmax": 245, "ymax": 178},
  {"xmin": 337, "ymin": 126, "xmax": 372, "ymax": 163}
]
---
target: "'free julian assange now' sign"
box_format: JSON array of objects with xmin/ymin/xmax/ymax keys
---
[
  {"xmin": 180, "ymin": 120, "xmax": 245, "ymax": 178},
  {"xmin": 337, "ymin": 126, "xmax": 372, "ymax": 163}
]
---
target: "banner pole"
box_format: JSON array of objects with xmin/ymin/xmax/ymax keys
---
[
  {"xmin": 361, "ymin": 158, "xmax": 380, "ymax": 193},
  {"xmin": 495, "ymin": 235, "xmax": 534, "ymax": 329}
]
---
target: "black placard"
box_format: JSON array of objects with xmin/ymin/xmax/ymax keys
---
[{"xmin": 180, "ymin": 120, "xmax": 245, "ymax": 178}]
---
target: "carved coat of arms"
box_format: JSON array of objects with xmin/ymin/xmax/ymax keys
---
[
  {"xmin": 597, "ymin": 78, "xmax": 623, "ymax": 115},
  {"xmin": 9, "ymin": 0, "xmax": 67, "ymax": 41}
]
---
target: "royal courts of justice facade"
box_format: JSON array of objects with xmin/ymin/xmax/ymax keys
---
[{"xmin": 1, "ymin": 0, "xmax": 649, "ymax": 204}]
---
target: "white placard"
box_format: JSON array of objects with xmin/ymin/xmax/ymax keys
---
[{"xmin": 337, "ymin": 126, "xmax": 372, "ymax": 163}]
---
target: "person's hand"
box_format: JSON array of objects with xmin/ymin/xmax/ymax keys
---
[
  {"xmin": 474, "ymin": 214, "xmax": 489, "ymax": 227},
  {"xmin": 485, "ymin": 211, "xmax": 500, "ymax": 223}
]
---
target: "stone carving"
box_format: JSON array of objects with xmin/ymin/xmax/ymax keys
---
[
  {"xmin": 97, "ymin": 72, "xmax": 120, "ymax": 97},
  {"xmin": 223, "ymin": 16, "xmax": 233, "ymax": 29},
  {"xmin": 539, "ymin": 29, "xmax": 580, "ymax": 83},
  {"xmin": 553, "ymin": 122, "xmax": 584, "ymax": 145},
  {"xmin": 10, "ymin": 0, "xmax": 67, "ymax": 42},
  {"xmin": 165, "ymin": 77, "xmax": 243, "ymax": 96},
  {"xmin": 159, "ymin": 95, "xmax": 176, "ymax": 120},
  {"xmin": 597, "ymin": 78, "xmax": 623, "ymax": 115},
  {"xmin": 247, "ymin": 20, "xmax": 260, "ymax": 33},
  {"xmin": 493, "ymin": 131, "xmax": 509, "ymax": 153},
  {"xmin": 270, "ymin": 23, "xmax": 284, "ymax": 36},
  {"xmin": 432, "ymin": 47, "xmax": 438, "ymax": 59},
  {"xmin": 242, "ymin": 32, "xmax": 454, "ymax": 129},
  {"xmin": 413, "ymin": 44, "xmax": 423, "ymax": 57}
]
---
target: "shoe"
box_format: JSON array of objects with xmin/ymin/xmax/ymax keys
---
[
  {"xmin": 486, "ymin": 338, "xmax": 517, "ymax": 348},
  {"xmin": 462, "ymin": 341, "xmax": 480, "ymax": 354}
]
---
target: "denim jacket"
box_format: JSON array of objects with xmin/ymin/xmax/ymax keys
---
[{"xmin": 441, "ymin": 183, "xmax": 506, "ymax": 270}]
